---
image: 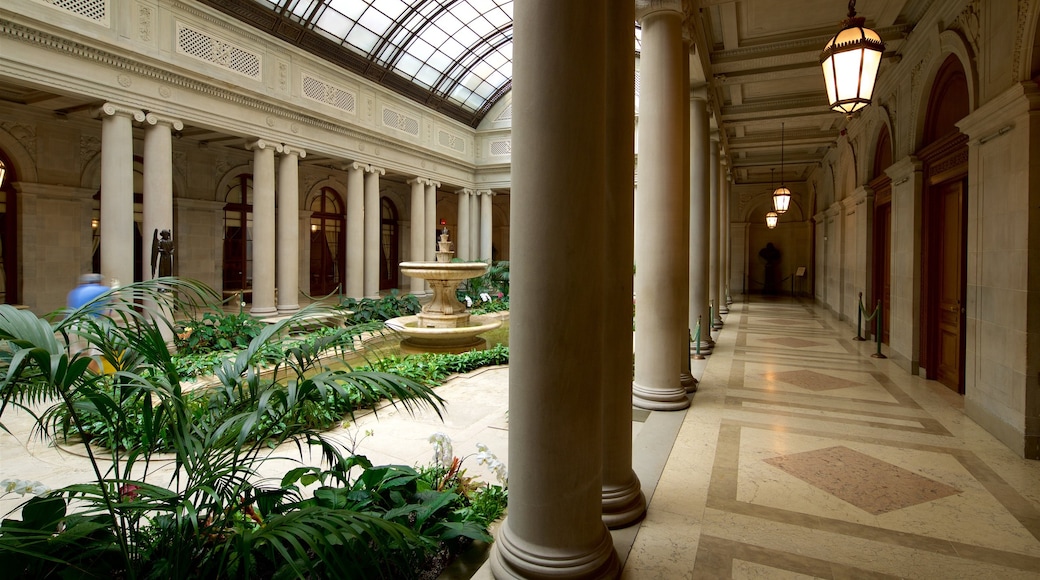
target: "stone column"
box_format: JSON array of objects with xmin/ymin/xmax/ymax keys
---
[
  {"xmin": 489, "ymin": 0, "xmax": 619, "ymax": 577},
  {"xmin": 600, "ymin": 0, "xmax": 645, "ymax": 529},
  {"xmin": 425, "ymin": 181, "xmax": 439, "ymax": 293},
  {"xmin": 142, "ymin": 113, "xmax": 182, "ymax": 342},
  {"xmin": 632, "ymin": 0, "xmax": 690, "ymax": 411},
  {"xmin": 479, "ymin": 190, "xmax": 494, "ymax": 262},
  {"xmin": 97, "ymin": 103, "xmax": 145, "ymax": 287},
  {"xmin": 678, "ymin": 32, "xmax": 695, "ymax": 392},
  {"xmin": 725, "ymin": 176, "xmax": 734, "ymax": 306},
  {"xmin": 346, "ymin": 163, "xmax": 365, "ymax": 299},
  {"xmin": 142, "ymin": 113, "xmax": 182, "ymax": 282},
  {"xmin": 690, "ymin": 90, "xmax": 714, "ymax": 354},
  {"xmin": 407, "ymin": 177, "xmax": 427, "ymax": 295},
  {"xmin": 364, "ymin": 165, "xmax": 384, "ymax": 298},
  {"xmin": 277, "ymin": 146, "xmax": 305, "ymax": 314},
  {"xmin": 709, "ymin": 136, "xmax": 722, "ymax": 330},
  {"xmin": 456, "ymin": 188, "xmax": 471, "ymax": 261},
  {"xmin": 469, "ymin": 190, "xmax": 480, "ymax": 260},
  {"xmin": 247, "ymin": 139, "xmax": 281, "ymax": 316},
  {"xmin": 719, "ymin": 169, "xmax": 730, "ymax": 315}
]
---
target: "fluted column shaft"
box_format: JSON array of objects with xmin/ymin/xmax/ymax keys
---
[
  {"xmin": 408, "ymin": 177, "xmax": 427, "ymax": 295},
  {"xmin": 98, "ymin": 103, "xmax": 144, "ymax": 286},
  {"xmin": 601, "ymin": 0, "xmax": 645, "ymax": 529},
  {"xmin": 456, "ymin": 189, "xmax": 471, "ymax": 261},
  {"xmin": 709, "ymin": 136, "xmax": 721, "ymax": 329},
  {"xmin": 632, "ymin": 3, "xmax": 690, "ymax": 411},
  {"xmin": 690, "ymin": 94, "xmax": 714, "ymax": 352},
  {"xmin": 479, "ymin": 190, "xmax": 493, "ymax": 262},
  {"xmin": 364, "ymin": 166, "xmax": 383, "ymax": 298},
  {"xmin": 277, "ymin": 146, "xmax": 305, "ymax": 313},
  {"xmin": 490, "ymin": 0, "xmax": 619, "ymax": 576},
  {"xmin": 346, "ymin": 163, "xmax": 365, "ymax": 299},
  {"xmin": 248, "ymin": 139, "xmax": 280, "ymax": 316}
]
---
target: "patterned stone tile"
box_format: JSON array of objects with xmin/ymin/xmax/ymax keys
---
[
  {"xmin": 760, "ymin": 337, "xmax": 826, "ymax": 349},
  {"xmin": 763, "ymin": 446, "xmax": 962, "ymax": 515},
  {"xmin": 759, "ymin": 317, "xmax": 819, "ymax": 327},
  {"xmin": 767, "ymin": 369, "xmax": 863, "ymax": 391}
]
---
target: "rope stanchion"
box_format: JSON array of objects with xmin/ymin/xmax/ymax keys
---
[
  {"xmin": 299, "ymin": 284, "xmax": 344, "ymax": 304},
  {"xmin": 693, "ymin": 316, "xmax": 705, "ymax": 360},
  {"xmin": 853, "ymin": 292, "xmax": 866, "ymax": 341},
  {"xmin": 871, "ymin": 299, "xmax": 887, "ymax": 359}
]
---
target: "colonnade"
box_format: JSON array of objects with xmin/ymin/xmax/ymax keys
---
[{"xmin": 455, "ymin": 188, "xmax": 495, "ymax": 262}]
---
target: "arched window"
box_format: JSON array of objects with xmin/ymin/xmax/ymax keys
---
[
  {"xmin": 309, "ymin": 187, "xmax": 345, "ymax": 296},
  {"xmin": 379, "ymin": 197, "xmax": 399, "ymax": 290},
  {"xmin": 223, "ymin": 174, "xmax": 253, "ymax": 293}
]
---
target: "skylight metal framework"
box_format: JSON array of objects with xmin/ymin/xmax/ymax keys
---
[{"xmin": 252, "ymin": 0, "xmax": 513, "ymax": 121}]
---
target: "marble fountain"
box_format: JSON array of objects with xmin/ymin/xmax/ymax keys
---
[{"xmin": 385, "ymin": 229, "xmax": 501, "ymax": 354}]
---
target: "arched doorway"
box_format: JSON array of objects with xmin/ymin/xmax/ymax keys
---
[
  {"xmin": 0, "ymin": 153, "xmax": 18, "ymax": 304},
  {"xmin": 92, "ymin": 158, "xmax": 145, "ymax": 283},
  {"xmin": 379, "ymin": 196, "xmax": 399, "ymax": 290},
  {"xmin": 919, "ymin": 55, "xmax": 970, "ymax": 393},
  {"xmin": 309, "ymin": 187, "xmax": 345, "ymax": 296},
  {"xmin": 870, "ymin": 124, "xmax": 893, "ymax": 344},
  {"xmin": 222, "ymin": 173, "xmax": 253, "ymax": 295}
]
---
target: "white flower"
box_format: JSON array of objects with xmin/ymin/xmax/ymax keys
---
[
  {"xmin": 0, "ymin": 478, "xmax": 49, "ymax": 496},
  {"xmin": 473, "ymin": 443, "xmax": 508, "ymax": 486},
  {"xmin": 428, "ymin": 432, "xmax": 454, "ymax": 467}
]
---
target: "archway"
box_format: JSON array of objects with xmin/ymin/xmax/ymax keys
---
[
  {"xmin": 379, "ymin": 196, "xmax": 399, "ymax": 290},
  {"xmin": 222, "ymin": 173, "xmax": 253, "ymax": 295},
  {"xmin": 309, "ymin": 187, "xmax": 346, "ymax": 296},
  {"xmin": 0, "ymin": 152, "xmax": 18, "ymax": 304},
  {"xmin": 919, "ymin": 54, "xmax": 970, "ymax": 393},
  {"xmin": 870, "ymin": 123, "xmax": 893, "ymax": 343}
]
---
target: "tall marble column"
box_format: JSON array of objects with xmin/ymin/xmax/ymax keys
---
[
  {"xmin": 469, "ymin": 190, "xmax": 480, "ymax": 260},
  {"xmin": 479, "ymin": 190, "xmax": 494, "ymax": 262},
  {"xmin": 456, "ymin": 188, "xmax": 471, "ymax": 261},
  {"xmin": 725, "ymin": 176, "xmax": 734, "ymax": 306},
  {"xmin": 424, "ymin": 181, "xmax": 439, "ymax": 294},
  {"xmin": 408, "ymin": 177, "xmax": 427, "ymax": 295},
  {"xmin": 364, "ymin": 165, "xmax": 383, "ymax": 298},
  {"xmin": 723, "ymin": 166, "xmax": 732, "ymax": 315},
  {"xmin": 277, "ymin": 146, "xmax": 305, "ymax": 314},
  {"xmin": 142, "ymin": 113, "xmax": 181, "ymax": 283},
  {"xmin": 600, "ymin": 0, "xmax": 645, "ymax": 529},
  {"xmin": 678, "ymin": 33, "xmax": 695, "ymax": 392},
  {"xmin": 690, "ymin": 90, "xmax": 714, "ymax": 354},
  {"xmin": 247, "ymin": 139, "xmax": 281, "ymax": 316},
  {"xmin": 346, "ymin": 163, "xmax": 365, "ymax": 299},
  {"xmin": 489, "ymin": 1, "xmax": 619, "ymax": 577},
  {"xmin": 97, "ymin": 103, "xmax": 145, "ymax": 287},
  {"xmin": 632, "ymin": 0, "xmax": 690, "ymax": 411},
  {"xmin": 709, "ymin": 135, "xmax": 722, "ymax": 330}
]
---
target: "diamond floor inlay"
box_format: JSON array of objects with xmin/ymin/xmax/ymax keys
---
[
  {"xmin": 763, "ymin": 446, "xmax": 963, "ymax": 515},
  {"xmin": 760, "ymin": 337, "xmax": 827, "ymax": 349},
  {"xmin": 767, "ymin": 369, "xmax": 863, "ymax": 391}
]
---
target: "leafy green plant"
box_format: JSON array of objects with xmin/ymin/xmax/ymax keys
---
[
  {"xmin": 358, "ymin": 344, "xmax": 510, "ymax": 386},
  {"xmin": 0, "ymin": 278, "xmax": 466, "ymax": 579},
  {"xmin": 457, "ymin": 261, "xmax": 509, "ymax": 306},
  {"xmin": 173, "ymin": 310, "xmax": 265, "ymax": 355},
  {"xmin": 338, "ymin": 290, "xmax": 421, "ymax": 323}
]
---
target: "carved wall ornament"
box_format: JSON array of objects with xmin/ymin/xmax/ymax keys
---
[
  {"xmin": 291, "ymin": 122, "xmax": 299, "ymax": 134},
  {"xmin": 265, "ymin": 116, "xmax": 275, "ymax": 127},
  {"xmin": 1, "ymin": 122, "xmax": 38, "ymax": 164},
  {"xmin": 951, "ymin": 0, "xmax": 981, "ymax": 59},
  {"xmin": 139, "ymin": 5, "xmax": 153, "ymax": 42},
  {"xmin": 117, "ymin": 74, "xmax": 132, "ymax": 87},
  {"xmin": 80, "ymin": 135, "xmax": 101, "ymax": 163},
  {"xmin": 1013, "ymin": 0, "xmax": 1031, "ymax": 79},
  {"xmin": 278, "ymin": 61, "xmax": 288, "ymax": 92},
  {"xmin": 159, "ymin": 85, "xmax": 171, "ymax": 98}
]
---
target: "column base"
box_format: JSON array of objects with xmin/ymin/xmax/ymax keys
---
[
  {"xmin": 691, "ymin": 340, "xmax": 713, "ymax": 357},
  {"xmin": 680, "ymin": 372, "xmax": 698, "ymax": 392},
  {"xmin": 712, "ymin": 317, "xmax": 723, "ymax": 330},
  {"xmin": 719, "ymin": 305, "xmax": 729, "ymax": 314},
  {"xmin": 277, "ymin": 304, "xmax": 300, "ymax": 315},
  {"xmin": 602, "ymin": 475, "xmax": 646, "ymax": 529},
  {"xmin": 632, "ymin": 381, "xmax": 690, "ymax": 411},
  {"xmin": 490, "ymin": 518, "xmax": 620, "ymax": 579},
  {"xmin": 250, "ymin": 306, "xmax": 277, "ymax": 317}
]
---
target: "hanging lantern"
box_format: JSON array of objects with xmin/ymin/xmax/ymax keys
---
[
  {"xmin": 773, "ymin": 124, "xmax": 791, "ymax": 214},
  {"xmin": 820, "ymin": 0, "xmax": 885, "ymax": 115},
  {"xmin": 765, "ymin": 211, "xmax": 779, "ymax": 229},
  {"xmin": 0, "ymin": 160, "xmax": 6, "ymax": 189}
]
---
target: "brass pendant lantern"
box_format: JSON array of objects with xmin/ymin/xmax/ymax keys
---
[
  {"xmin": 820, "ymin": 0, "xmax": 885, "ymax": 115},
  {"xmin": 772, "ymin": 124, "xmax": 791, "ymax": 214}
]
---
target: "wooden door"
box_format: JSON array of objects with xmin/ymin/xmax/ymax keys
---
[{"xmin": 934, "ymin": 180, "xmax": 965, "ymax": 392}]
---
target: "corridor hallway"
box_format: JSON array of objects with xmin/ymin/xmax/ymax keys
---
[{"xmin": 621, "ymin": 296, "xmax": 1040, "ymax": 579}]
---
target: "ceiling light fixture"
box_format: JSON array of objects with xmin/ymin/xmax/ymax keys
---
[
  {"xmin": 773, "ymin": 124, "xmax": 791, "ymax": 214},
  {"xmin": 820, "ymin": 0, "xmax": 885, "ymax": 115},
  {"xmin": 765, "ymin": 210, "xmax": 779, "ymax": 229}
]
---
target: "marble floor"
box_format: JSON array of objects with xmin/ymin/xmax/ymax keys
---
[
  {"xmin": 620, "ymin": 296, "xmax": 1040, "ymax": 579},
  {"xmin": 3, "ymin": 296, "xmax": 1040, "ymax": 579}
]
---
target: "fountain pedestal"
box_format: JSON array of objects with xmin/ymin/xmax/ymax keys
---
[{"xmin": 386, "ymin": 230, "xmax": 502, "ymax": 353}]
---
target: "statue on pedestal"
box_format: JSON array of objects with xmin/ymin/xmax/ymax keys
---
[{"xmin": 151, "ymin": 229, "xmax": 174, "ymax": 278}]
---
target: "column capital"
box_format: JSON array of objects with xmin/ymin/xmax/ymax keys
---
[
  {"xmin": 348, "ymin": 161, "xmax": 367, "ymax": 172},
  {"xmin": 280, "ymin": 145, "xmax": 307, "ymax": 158},
  {"xmin": 246, "ymin": 139, "xmax": 283, "ymax": 153},
  {"xmin": 477, "ymin": 189, "xmax": 495, "ymax": 197},
  {"xmin": 636, "ymin": 0, "xmax": 682, "ymax": 20},
  {"xmin": 144, "ymin": 112, "xmax": 183, "ymax": 131},
  {"xmin": 95, "ymin": 102, "xmax": 145, "ymax": 122},
  {"xmin": 366, "ymin": 165, "xmax": 385, "ymax": 176},
  {"xmin": 407, "ymin": 177, "xmax": 432, "ymax": 186},
  {"xmin": 456, "ymin": 187, "xmax": 475, "ymax": 196},
  {"xmin": 690, "ymin": 84, "xmax": 709, "ymax": 101},
  {"xmin": 428, "ymin": 181, "xmax": 441, "ymax": 189}
]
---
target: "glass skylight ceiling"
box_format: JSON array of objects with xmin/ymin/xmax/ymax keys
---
[{"xmin": 255, "ymin": 0, "xmax": 513, "ymax": 114}]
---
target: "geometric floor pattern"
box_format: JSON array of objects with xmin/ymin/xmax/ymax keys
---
[
  {"xmin": 768, "ymin": 369, "xmax": 864, "ymax": 391},
  {"xmin": 761, "ymin": 336, "xmax": 827, "ymax": 349},
  {"xmin": 763, "ymin": 445, "xmax": 963, "ymax": 514}
]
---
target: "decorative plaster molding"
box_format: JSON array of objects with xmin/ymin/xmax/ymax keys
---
[
  {"xmin": 139, "ymin": 4, "xmax": 153, "ymax": 42},
  {"xmin": 1, "ymin": 121, "xmax": 37, "ymax": 164}
]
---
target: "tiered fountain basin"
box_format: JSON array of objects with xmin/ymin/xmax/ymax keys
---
[{"xmin": 385, "ymin": 261, "xmax": 502, "ymax": 354}]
